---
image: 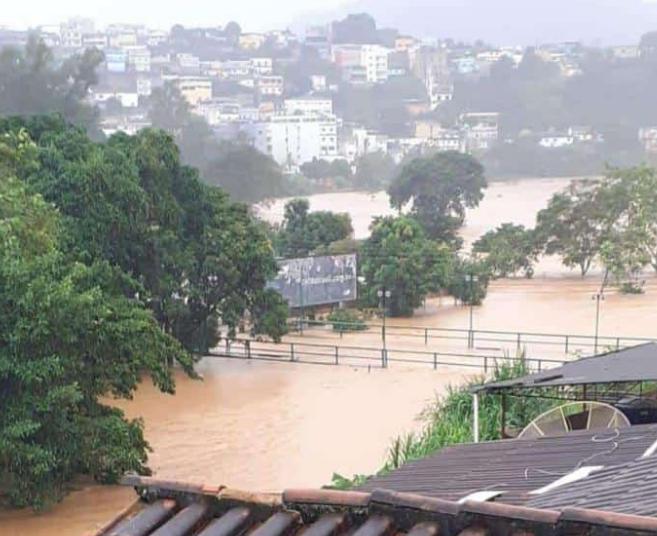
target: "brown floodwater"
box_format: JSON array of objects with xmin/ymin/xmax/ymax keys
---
[{"xmin": 7, "ymin": 176, "xmax": 657, "ymax": 536}]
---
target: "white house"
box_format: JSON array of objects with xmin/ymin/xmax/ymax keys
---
[{"xmin": 283, "ymin": 98, "xmax": 333, "ymax": 116}]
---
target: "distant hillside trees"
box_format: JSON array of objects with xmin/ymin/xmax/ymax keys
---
[{"xmin": 0, "ymin": 36, "xmax": 103, "ymax": 134}]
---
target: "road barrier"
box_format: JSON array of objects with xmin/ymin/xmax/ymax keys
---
[
  {"xmin": 207, "ymin": 337, "xmax": 568, "ymax": 373},
  {"xmin": 289, "ymin": 319, "xmax": 656, "ymax": 357}
]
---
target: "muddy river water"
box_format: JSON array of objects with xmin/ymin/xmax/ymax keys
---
[{"xmin": 5, "ymin": 176, "xmax": 657, "ymax": 535}]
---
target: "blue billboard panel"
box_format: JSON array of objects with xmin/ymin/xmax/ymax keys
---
[{"xmin": 268, "ymin": 254, "xmax": 358, "ymax": 307}]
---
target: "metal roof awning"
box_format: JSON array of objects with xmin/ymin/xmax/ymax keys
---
[{"xmin": 471, "ymin": 342, "xmax": 657, "ymax": 395}]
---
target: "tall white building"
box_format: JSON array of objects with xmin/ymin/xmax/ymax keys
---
[
  {"xmin": 246, "ymin": 114, "xmax": 338, "ymax": 169},
  {"xmin": 332, "ymin": 44, "xmax": 390, "ymax": 84}
]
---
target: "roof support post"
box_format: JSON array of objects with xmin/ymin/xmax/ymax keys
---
[{"xmin": 473, "ymin": 393, "xmax": 480, "ymax": 443}]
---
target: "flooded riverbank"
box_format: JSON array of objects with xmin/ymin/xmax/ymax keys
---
[
  {"xmin": 6, "ymin": 176, "xmax": 656, "ymax": 536},
  {"xmin": 1, "ymin": 359, "xmax": 471, "ymax": 536}
]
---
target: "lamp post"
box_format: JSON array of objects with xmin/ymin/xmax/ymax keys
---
[
  {"xmin": 464, "ymin": 274, "xmax": 479, "ymax": 349},
  {"xmin": 592, "ymin": 292, "xmax": 605, "ymax": 354},
  {"xmin": 377, "ymin": 288, "xmax": 392, "ymax": 349}
]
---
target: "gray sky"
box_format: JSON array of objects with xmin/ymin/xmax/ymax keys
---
[{"xmin": 1, "ymin": 0, "xmax": 348, "ymax": 31}]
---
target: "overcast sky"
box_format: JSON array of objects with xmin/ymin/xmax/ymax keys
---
[{"xmin": 0, "ymin": 0, "xmax": 348, "ymax": 31}]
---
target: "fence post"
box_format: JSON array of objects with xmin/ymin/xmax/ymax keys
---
[
  {"xmin": 225, "ymin": 338, "xmax": 230, "ymax": 355},
  {"xmin": 565, "ymin": 335, "xmax": 569, "ymax": 354},
  {"xmin": 538, "ymin": 359, "xmax": 542, "ymax": 372},
  {"xmin": 616, "ymin": 337, "xmax": 621, "ymax": 350},
  {"xmin": 433, "ymin": 352, "xmax": 437, "ymax": 370},
  {"xmin": 246, "ymin": 340, "xmax": 251, "ymax": 359},
  {"xmin": 335, "ymin": 346, "xmax": 339, "ymax": 365},
  {"xmin": 484, "ymin": 355, "xmax": 488, "ymax": 373},
  {"xmin": 381, "ymin": 349, "xmax": 387, "ymax": 369},
  {"xmin": 424, "ymin": 328, "xmax": 428, "ymax": 345},
  {"xmin": 516, "ymin": 333, "xmax": 521, "ymax": 352},
  {"xmin": 290, "ymin": 343, "xmax": 295, "ymax": 362}
]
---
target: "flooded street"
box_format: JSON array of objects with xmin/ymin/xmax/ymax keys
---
[{"xmin": 7, "ymin": 176, "xmax": 657, "ymax": 536}]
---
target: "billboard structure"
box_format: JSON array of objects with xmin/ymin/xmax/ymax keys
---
[{"xmin": 268, "ymin": 254, "xmax": 358, "ymax": 308}]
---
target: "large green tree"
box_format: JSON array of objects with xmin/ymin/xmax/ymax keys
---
[
  {"xmin": 360, "ymin": 216, "xmax": 453, "ymax": 316},
  {"xmin": 1, "ymin": 117, "xmax": 287, "ymax": 350},
  {"xmin": 473, "ymin": 223, "xmax": 539, "ymax": 278},
  {"xmin": 276, "ymin": 198, "xmax": 353, "ymax": 258},
  {"xmin": 0, "ymin": 140, "xmax": 192, "ymax": 508},
  {"xmin": 535, "ymin": 179, "xmax": 607, "ymax": 276},
  {"xmin": 388, "ymin": 152, "xmax": 487, "ymax": 244}
]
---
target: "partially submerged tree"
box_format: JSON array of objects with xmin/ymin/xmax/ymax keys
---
[
  {"xmin": 473, "ymin": 223, "xmax": 539, "ymax": 278},
  {"xmin": 0, "ymin": 150, "xmax": 191, "ymax": 508},
  {"xmin": 360, "ymin": 216, "xmax": 453, "ymax": 316},
  {"xmin": 388, "ymin": 151, "xmax": 487, "ymax": 244}
]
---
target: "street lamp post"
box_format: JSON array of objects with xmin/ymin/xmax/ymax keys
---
[
  {"xmin": 464, "ymin": 274, "xmax": 479, "ymax": 349},
  {"xmin": 377, "ymin": 288, "xmax": 392, "ymax": 349},
  {"xmin": 593, "ymin": 292, "xmax": 605, "ymax": 354}
]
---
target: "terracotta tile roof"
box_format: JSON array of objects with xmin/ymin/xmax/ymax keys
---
[
  {"xmin": 358, "ymin": 424, "xmax": 657, "ymax": 504},
  {"xmin": 95, "ymin": 476, "xmax": 657, "ymax": 536}
]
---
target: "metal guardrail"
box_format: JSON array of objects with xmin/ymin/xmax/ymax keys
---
[
  {"xmin": 208, "ymin": 338, "xmax": 568, "ymax": 373},
  {"xmin": 289, "ymin": 319, "xmax": 657, "ymax": 356}
]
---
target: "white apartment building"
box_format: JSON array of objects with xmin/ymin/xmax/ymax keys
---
[
  {"xmin": 257, "ymin": 75, "xmax": 284, "ymax": 96},
  {"xmin": 283, "ymin": 98, "xmax": 333, "ymax": 116},
  {"xmin": 332, "ymin": 44, "xmax": 390, "ymax": 84},
  {"xmin": 127, "ymin": 46, "xmax": 151, "ymax": 72},
  {"xmin": 460, "ymin": 112, "xmax": 500, "ymax": 152},
  {"xmin": 250, "ymin": 58, "xmax": 273, "ymax": 76},
  {"xmin": 247, "ymin": 114, "xmax": 338, "ymax": 168}
]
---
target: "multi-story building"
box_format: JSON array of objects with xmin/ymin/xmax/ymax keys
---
[
  {"xmin": 246, "ymin": 114, "xmax": 338, "ymax": 169},
  {"xmin": 127, "ymin": 46, "xmax": 151, "ymax": 72},
  {"xmin": 460, "ymin": 112, "xmax": 500, "ymax": 152},
  {"xmin": 639, "ymin": 128, "xmax": 657, "ymax": 153},
  {"xmin": 284, "ymin": 98, "xmax": 333, "ymax": 116},
  {"xmin": 250, "ymin": 57, "xmax": 273, "ymax": 76},
  {"xmin": 82, "ymin": 33, "xmax": 108, "ymax": 49},
  {"xmin": 239, "ymin": 33, "xmax": 266, "ymax": 50},
  {"xmin": 105, "ymin": 49, "xmax": 128, "ymax": 73},
  {"xmin": 332, "ymin": 44, "xmax": 390, "ymax": 84},
  {"xmin": 165, "ymin": 76, "xmax": 212, "ymax": 105},
  {"xmin": 257, "ymin": 75, "xmax": 284, "ymax": 97}
]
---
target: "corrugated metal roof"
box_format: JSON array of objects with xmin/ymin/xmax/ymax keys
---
[
  {"xmin": 96, "ymin": 477, "xmax": 657, "ymax": 536},
  {"xmin": 357, "ymin": 425, "xmax": 657, "ymax": 504},
  {"xmin": 472, "ymin": 342, "xmax": 657, "ymax": 393}
]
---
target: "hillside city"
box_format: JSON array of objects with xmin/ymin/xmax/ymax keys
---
[{"xmin": 4, "ymin": 13, "xmax": 657, "ymax": 185}]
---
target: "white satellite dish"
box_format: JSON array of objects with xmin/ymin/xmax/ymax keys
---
[{"xmin": 518, "ymin": 401, "xmax": 630, "ymax": 440}]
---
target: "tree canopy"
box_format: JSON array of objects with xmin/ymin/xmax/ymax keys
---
[
  {"xmin": 0, "ymin": 136, "xmax": 192, "ymax": 509},
  {"xmin": 1, "ymin": 116, "xmax": 287, "ymax": 350},
  {"xmin": 275, "ymin": 198, "xmax": 354, "ymax": 258},
  {"xmin": 473, "ymin": 223, "xmax": 539, "ymax": 278},
  {"xmin": 388, "ymin": 151, "xmax": 487, "ymax": 243},
  {"xmin": 360, "ymin": 216, "xmax": 453, "ymax": 316}
]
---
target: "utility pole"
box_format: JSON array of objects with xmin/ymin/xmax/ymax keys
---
[
  {"xmin": 592, "ymin": 270, "xmax": 609, "ymax": 354},
  {"xmin": 464, "ymin": 273, "xmax": 479, "ymax": 349}
]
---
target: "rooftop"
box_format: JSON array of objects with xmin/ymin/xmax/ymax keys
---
[{"xmin": 96, "ymin": 474, "xmax": 657, "ymax": 536}]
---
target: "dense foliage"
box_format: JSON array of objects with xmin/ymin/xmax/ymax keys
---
[
  {"xmin": 536, "ymin": 167, "xmax": 657, "ymax": 291},
  {"xmin": 0, "ymin": 136, "xmax": 192, "ymax": 509},
  {"xmin": 0, "ymin": 37, "xmax": 103, "ymax": 135},
  {"xmin": 388, "ymin": 152, "xmax": 487, "ymax": 244},
  {"xmin": 1, "ymin": 116, "xmax": 287, "ymax": 351},
  {"xmin": 473, "ymin": 223, "xmax": 539, "ymax": 278},
  {"xmin": 360, "ymin": 216, "xmax": 453, "ymax": 316},
  {"xmin": 275, "ymin": 198, "xmax": 354, "ymax": 258}
]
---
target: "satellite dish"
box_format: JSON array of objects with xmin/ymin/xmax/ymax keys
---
[{"xmin": 518, "ymin": 401, "xmax": 630, "ymax": 440}]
